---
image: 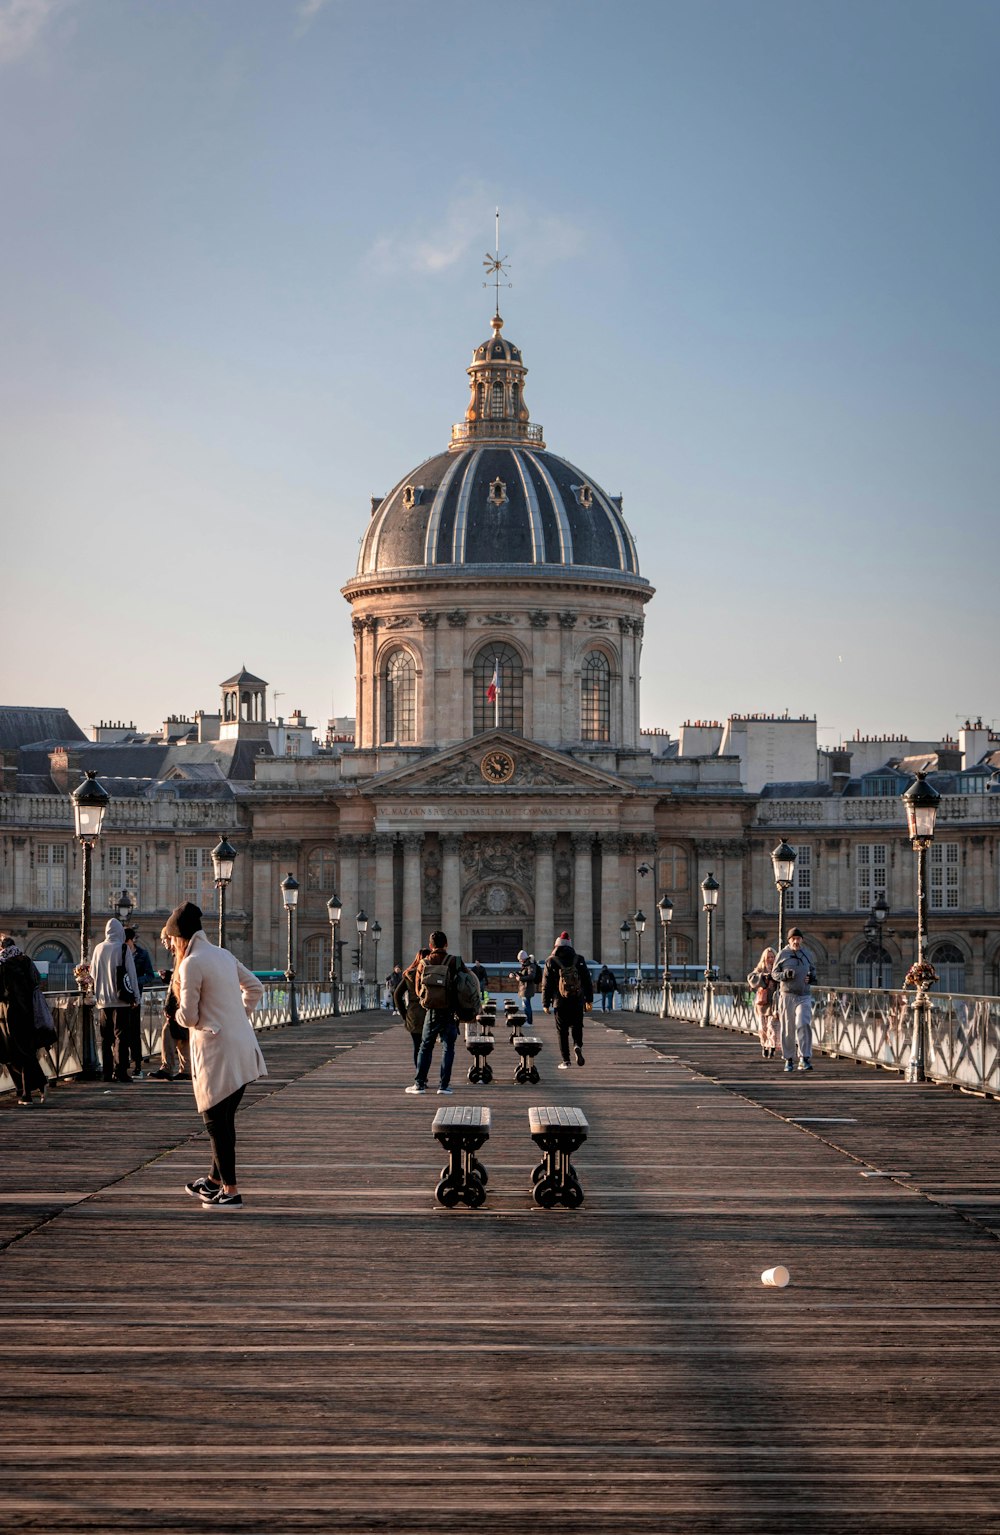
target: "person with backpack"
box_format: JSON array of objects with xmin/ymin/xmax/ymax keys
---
[
  {"xmin": 405, "ymin": 930, "xmax": 480, "ymax": 1096},
  {"xmin": 542, "ymin": 931, "xmax": 593, "ymax": 1070},
  {"xmin": 595, "ymin": 964, "xmax": 619, "ymax": 1012}
]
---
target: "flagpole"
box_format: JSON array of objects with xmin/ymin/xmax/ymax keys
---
[{"xmin": 494, "ymin": 655, "xmax": 499, "ymax": 729}]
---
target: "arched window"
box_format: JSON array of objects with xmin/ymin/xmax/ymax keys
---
[
  {"xmin": 930, "ymin": 942, "xmax": 966, "ymax": 993},
  {"xmin": 30, "ymin": 939, "xmax": 75, "ymax": 990},
  {"xmin": 383, "ymin": 649, "xmax": 416, "ymax": 743},
  {"xmin": 307, "ymin": 847, "xmax": 337, "ymax": 893},
  {"xmin": 473, "ymin": 643, "xmax": 523, "ymax": 735},
  {"xmin": 854, "ymin": 941, "xmax": 892, "ymax": 989},
  {"xmin": 671, "ymin": 934, "xmax": 693, "ymax": 965},
  {"xmin": 490, "ymin": 380, "xmax": 504, "ymax": 419},
  {"xmin": 476, "ymin": 382, "xmax": 485, "ymax": 416},
  {"xmin": 580, "ymin": 651, "xmax": 611, "ymax": 741},
  {"xmin": 302, "ymin": 934, "xmax": 328, "ymax": 984}
]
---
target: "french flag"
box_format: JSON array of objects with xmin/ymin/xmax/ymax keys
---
[{"xmin": 486, "ymin": 658, "xmax": 500, "ymax": 704}]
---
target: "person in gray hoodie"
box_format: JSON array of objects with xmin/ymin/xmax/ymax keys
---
[
  {"xmin": 90, "ymin": 917, "xmax": 141, "ymax": 1083},
  {"xmin": 771, "ymin": 928, "xmax": 817, "ymax": 1073}
]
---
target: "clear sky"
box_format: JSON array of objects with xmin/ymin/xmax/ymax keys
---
[{"xmin": 3, "ymin": 0, "xmax": 998, "ymax": 748}]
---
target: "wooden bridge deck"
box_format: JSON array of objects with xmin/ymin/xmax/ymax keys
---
[{"xmin": 2, "ymin": 1008, "xmax": 1000, "ymax": 1533}]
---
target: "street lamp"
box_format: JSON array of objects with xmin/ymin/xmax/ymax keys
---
[
  {"xmin": 657, "ymin": 893, "xmax": 673, "ymax": 1019},
  {"xmin": 356, "ymin": 909, "xmax": 369, "ymax": 1008},
  {"xmin": 72, "ymin": 770, "xmax": 110, "ymax": 1078},
  {"xmin": 770, "ymin": 839, "xmax": 797, "ymax": 951},
  {"xmin": 633, "ymin": 910, "xmax": 646, "ymax": 998},
  {"xmin": 872, "ymin": 895, "xmax": 889, "ymax": 988},
  {"xmin": 280, "ymin": 872, "xmax": 300, "ymax": 1027},
  {"xmin": 619, "ymin": 919, "xmax": 631, "ymax": 988},
  {"xmin": 637, "ymin": 861, "xmax": 661, "ymax": 982},
  {"xmin": 371, "ymin": 920, "xmax": 382, "ymax": 1006},
  {"xmin": 902, "ymin": 770, "xmax": 941, "ymax": 1082},
  {"xmin": 326, "ymin": 892, "xmax": 342, "ymax": 1017},
  {"xmin": 700, "ymin": 872, "xmax": 720, "ymax": 1027},
  {"xmin": 112, "ymin": 888, "xmax": 134, "ymax": 925},
  {"xmin": 210, "ymin": 835, "xmax": 237, "ymax": 948}
]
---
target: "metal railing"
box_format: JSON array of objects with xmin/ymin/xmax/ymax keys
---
[
  {"xmin": 620, "ymin": 979, "xmax": 1000, "ymax": 1097},
  {"xmin": 2, "ymin": 981, "xmax": 369, "ymax": 1092}
]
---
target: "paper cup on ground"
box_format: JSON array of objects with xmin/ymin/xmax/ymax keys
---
[{"xmin": 761, "ymin": 1265, "xmax": 790, "ymax": 1288}]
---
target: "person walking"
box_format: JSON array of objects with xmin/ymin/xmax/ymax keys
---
[
  {"xmin": 595, "ymin": 964, "xmax": 618, "ymax": 1012},
  {"xmin": 747, "ymin": 946, "xmax": 779, "ymax": 1058},
  {"xmin": 404, "ymin": 931, "xmax": 470, "ymax": 1096},
  {"xmin": 542, "ymin": 931, "xmax": 593, "ymax": 1070},
  {"xmin": 166, "ymin": 902, "xmax": 266, "ymax": 1210},
  {"xmin": 511, "ymin": 949, "xmax": 538, "ymax": 1025},
  {"xmin": 385, "ymin": 964, "xmax": 403, "ymax": 1012},
  {"xmin": 90, "ymin": 917, "xmax": 140, "ymax": 1083},
  {"xmin": 0, "ymin": 936, "xmax": 48, "ymax": 1106},
  {"xmin": 124, "ymin": 926, "xmax": 156, "ymax": 1078},
  {"xmin": 771, "ymin": 928, "xmax": 818, "ymax": 1073},
  {"xmin": 470, "ymin": 959, "xmax": 490, "ymax": 1003},
  {"xmin": 393, "ymin": 950, "xmax": 427, "ymax": 1072},
  {"xmin": 147, "ymin": 936, "xmax": 191, "ymax": 1081}
]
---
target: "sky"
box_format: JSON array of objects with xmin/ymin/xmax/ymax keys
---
[{"xmin": 3, "ymin": 0, "xmax": 998, "ymax": 748}]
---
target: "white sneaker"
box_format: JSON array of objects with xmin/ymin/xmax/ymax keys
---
[
  {"xmin": 437, "ymin": 1086, "xmax": 454, "ymax": 1095},
  {"xmin": 557, "ymin": 1061, "xmax": 570, "ymax": 1070},
  {"xmin": 404, "ymin": 1084, "xmax": 426, "ymax": 1094}
]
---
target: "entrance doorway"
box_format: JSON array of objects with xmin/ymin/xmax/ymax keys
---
[{"xmin": 471, "ymin": 929, "xmax": 523, "ymax": 964}]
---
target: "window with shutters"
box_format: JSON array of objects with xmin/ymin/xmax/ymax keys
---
[
  {"xmin": 787, "ymin": 844, "xmax": 812, "ymax": 911},
  {"xmin": 856, "ymin": 844, "xmax": 887, "ymax": 910},
  {"xmin": 34, "ymin": 843, "xmax": 68, "ymax": 910},
  {"xmin": 929, "ymin": 843, "xmax": 960, "ymax": 911}
]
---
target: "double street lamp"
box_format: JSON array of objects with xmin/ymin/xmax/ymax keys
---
[
  {"xmin": 770, "ymin": 839, "xmax": 797, "ymax": 951},
  {"xmin": 357, "ymin": 909, "xmax": 369, "ymax": 1008},
  {"xmin": 700, "ymin": 872, "xmax": 720, "ymax": 1027},
  {"xmin": 657, "ymin": 893, "xmax": 674, "ymax": 1019},
  {"xmin": 72, "ymin": 770, "xmax": 110, "ymax": 1078},
  {"xmin": 280, "ymin": 873, "xmax": 300, "ymax": 1026},
  {"xmin": 902, "ymin": 770, "xmax": 941, "ymax": 1083},
  {"xmin": 211, "ymin": 835, "xmax": 237, "ymax": 948},
  {"xmin": 326, "ymin": 892, "xmax": 342, "ymax": 1017}
]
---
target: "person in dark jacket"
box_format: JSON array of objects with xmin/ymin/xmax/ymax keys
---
[
  {"xmin": 124, "ymin": 927, "xmax": 156, "ymax": 1078},
  {"xmin": 0, "ymin": 937, "xmax": 48, "ymax": 1106},
  {"xmin": 394, "ymin": 951, "xmax": 427, "ymax": 1070},
  {"xmin": 595, "ymin": 964, "xmax": 618, "ymax": 1012},
  {"xmin": 542, "ymin": 932, "xmax": 594, "ymax": 1070}
]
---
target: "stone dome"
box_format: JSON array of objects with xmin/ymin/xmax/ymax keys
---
[{"xmin": 354, "ymin": 315, "xmax": 643, "ymax": 583}]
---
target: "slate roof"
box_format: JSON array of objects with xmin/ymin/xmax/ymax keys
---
[{"xmin": 0, "ymin": 707, "xmax": 86, "ymax": 750}]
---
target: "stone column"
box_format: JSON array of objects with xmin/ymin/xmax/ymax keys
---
[
  {"xmin": 600, "ymin": 833, "xmax": 622, "ymax": 963},
  {"xmin": 572, "ymin": 833, "xmax": 594, "ymax": 961},
  {"xmin": 251, "ymin": 850, "xmax": 274, "ymax": 970},
  {"xmin": 401, "ymin": 833, "xmax": 424, "ymax": 962},
  {"xmin": 11, "ymin": 838, "xmax": 28, "ymax": 909},
  {"xmin": 154, "ymin": 840, "xmax": 172, "ymax": 912},
  {"xmin": 418, "ymin": 612, "xmax": 440, "ymax": 746},
  {"xmin": 533, "ymin": 832, "xmax": 556, "ymax": 956},
  {"xmin": 338, "ymin": 835, "xmax": 362, "ymax": 949},
  {"xmin": 374, "ymin": 833, "xmax": 396, "ymax": 956},
  {"xmin": 441, "ymin": 833, "xmax": 462, "ymax": 951}
]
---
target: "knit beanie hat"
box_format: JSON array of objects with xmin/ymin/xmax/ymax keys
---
[
  {"xmin": 164, "ymin": 902, "xmax": 203, "ymax": 940},
  {"xmin": 558, "ymin": 931, "xmax": 570, "ymax": 943}
]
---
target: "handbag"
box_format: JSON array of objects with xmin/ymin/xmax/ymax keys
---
[
  {"xmin": 116, "ymin": 945, "xmax": 137, "ymax": 1004},
  {"xmin": 32, "ymin": 986, "xmax": 58, "ymax": 1047}
]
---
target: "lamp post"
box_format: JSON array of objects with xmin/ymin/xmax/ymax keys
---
[
  {"xmin": 619, "ymin": 919, "xmax": 631, "ymax": 991},
  {"xmin": 72, "ymin": 771, "xmax": 109, "ymax": 1078},
  {"xmin": 356, "ymin": 909, "xmax": 369, "ymax": 1009},
  {"xmin": 112, "ymin": 888, "xmax": 134, "ymax": 926},
  {"xmin": 210, "ymin": 835, "xmax": 237, "ymax": 948},
  {"xmin": 902, "ymin": 770, "xmax": 940, "ymax": 1083},
  {"xmin": 657, "ymin": 893, "xmax": 673, "ymax": 1019},
  {"xmin": 637, "ymin": 861, "xmax": 658, "ymax": 982},
  {"xmin": 326, "ymin": 892, "xmax": 342, "ymax": 1017},
  {"xmin": 633, "ymin": 909, "xmax": 646, "ymax": 1005},
  {"xmin": 371, "ymin": 920, "xmax": 382, "ymax": 1007},
  {"xmin": 700, "ymin": 872, "xmax": 720, "ymax": 1027},
  {"xmin": 280, "ymin": 872, "xmax": 300, "ymax": 1026},
  {"xmin": 872, "ymin": 894, "xmax": 889, "ymax": 988},
  {"xmin": 770, "ymin": 839, "xmax": 797, "ymax": 952}
]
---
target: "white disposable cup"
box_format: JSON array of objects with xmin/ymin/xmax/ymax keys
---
[{"xmin": 761, "ymin": 1265, "xmax": 790, "ymax": 1288}]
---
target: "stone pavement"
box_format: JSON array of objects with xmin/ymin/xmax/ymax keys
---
[{"xmin": 2, "ymin": 1007, "xmax": 1000, "ymax": 1533}]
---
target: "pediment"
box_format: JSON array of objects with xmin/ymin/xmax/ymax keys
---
[{"xmin": 364, "ymin": 732, "xmax": 632, "ymax": 796}]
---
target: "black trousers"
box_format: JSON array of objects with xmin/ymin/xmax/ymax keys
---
[
  {"xmin": 125, "ymin": 1005, "xmax": 143, "ymax": 1072},
  {"xmin": 99, "ymin": 1008, "xmax": 130, "ymax": 1080},
  {"xmin": 554, "ymin": 1007, "xmax": 585, "ymax": 1063},
  {"xmin": 8, "ymin": 1056, "xmax": 45, "ymax": 1099},
  {"xmin": 202, "ymin": 1085, "xmax": 246, "ymax": 1186}
]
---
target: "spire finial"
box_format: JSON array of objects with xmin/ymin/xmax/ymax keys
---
[{"xmin": 482, "ymin": 206, "xmax": 511, "ymax": 326}]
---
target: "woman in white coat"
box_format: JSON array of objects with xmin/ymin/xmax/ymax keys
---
[{"xmin": 164, "ymin": 902, "xmax": 266, "ymax": 1211}]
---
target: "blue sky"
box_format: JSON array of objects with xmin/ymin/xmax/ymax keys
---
[{"xmin": 3, "ymin": 0, "xmax": 998, "ymax": 746}]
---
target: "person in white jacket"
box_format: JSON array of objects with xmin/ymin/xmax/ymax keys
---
[
  {"xmin": 90, "ymin": 917, "xmax": 141, "ymax": 1083},
  {"xmin": 164, "ymin": 902, "xmax": 266, "ymax": 1211}
]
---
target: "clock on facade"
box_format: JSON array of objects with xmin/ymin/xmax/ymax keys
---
[{"xmin": 480, "ymin": 749, "xmax": 516, "ymax": 784}]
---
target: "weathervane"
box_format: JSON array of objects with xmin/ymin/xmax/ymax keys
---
[{"xmin": 482, "ymin": 207, "xmax": 511, "ymax": 320}]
